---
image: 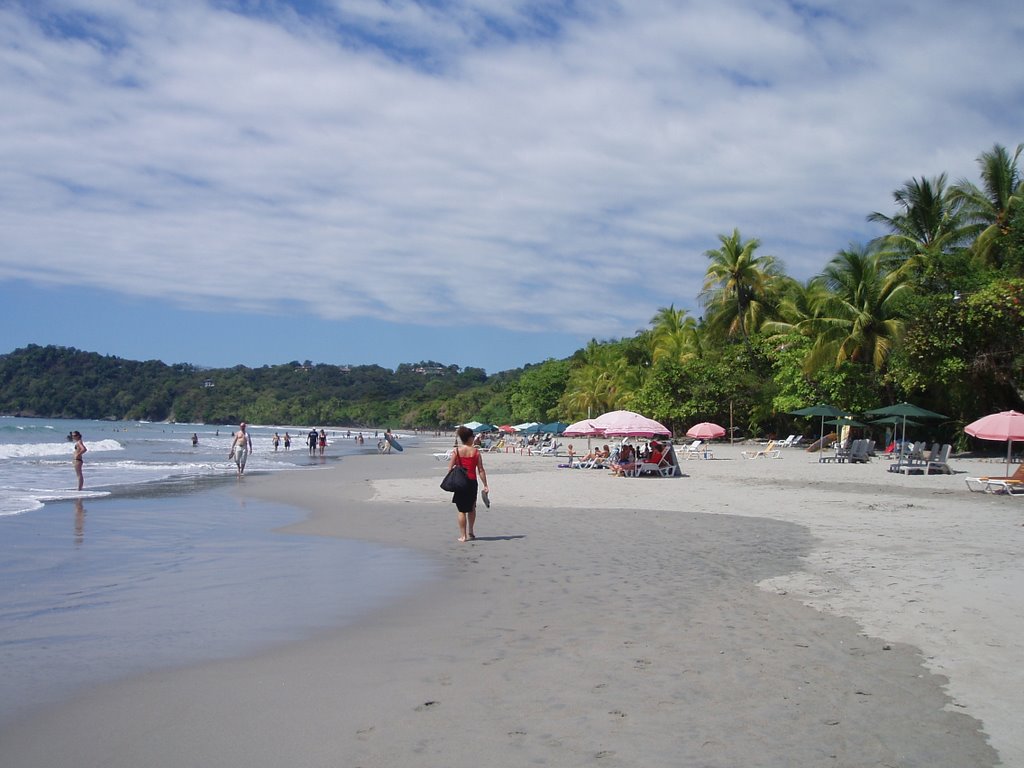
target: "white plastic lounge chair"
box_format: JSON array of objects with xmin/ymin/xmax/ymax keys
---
[
  {"xmin": 433, "ymin": 448, "xmax": 455, "ymax": 461},
  {"xmin": 778, "ymin": 434, "xmax": 796, "ymax": 448},
  {"xmin": 635, "ymin": 446, "xmax": 678, "ymax": 477},
  {"xmin": 679, "ymin": 440, "xmax": 703, "ymax": 459},
  {"xmin": 965, "ymin": 463, "xmax": 1024, "ymax": 492}
]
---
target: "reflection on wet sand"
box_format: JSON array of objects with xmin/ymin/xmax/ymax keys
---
[{"xmin": 74, "ymin": 498, "xmax": 86, "ymax": 545}]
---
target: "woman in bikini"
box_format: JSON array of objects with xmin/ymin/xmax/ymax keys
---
[
  {"xmin": 447, "ymin": 425, "xmax": 489, "ymax": 542},
  {"xmin": 72, "ymin": 431, "xmax": 87, "ymax": 490}
]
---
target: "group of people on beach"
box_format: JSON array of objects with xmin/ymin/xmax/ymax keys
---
[{"xmin": 69, "ymin": 422, "xmax": 489, "ymax": 544}]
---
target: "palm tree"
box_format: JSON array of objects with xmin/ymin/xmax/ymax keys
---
[
  {"xmin": 952, "ymin": 143, "xmax": 1024, "ymax": 268},
  {"xmin": 761, "ymin": 276, "xmax": 831, "ymax": 337},
  {"xmin": 802, "ymin": 245, "xmax": 910, "ymax": 372},
  {"xmin": 648, "ymin": 304, "xmax": 701, "ymax": 365},
  {"xmin": 867, "ymin": 174, "xmax": 971, "ymax": 285},
  {"xmin": 700, "ymin": 229, "xmax": 783, "ymax": 341},
  {"xmin": 560, "ymin": 340, "xmax": 644, "ymax": 417}
]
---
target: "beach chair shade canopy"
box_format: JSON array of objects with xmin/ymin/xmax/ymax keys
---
[
  {"xmin": 865, "ymin": 402, "xmax": 947, "ymax": 420},
  {"xmin": 686, "ymin": 422, "xmax": 726, "ymax": 439},
  {"xmin": 865, "ymin": 403, "xmax": 946, "ymax": 470},
  {"xmin": 514, "ymin": 422, "xmax": 542, "ymax": 433},
  {"xmin": 563, "ymin": 419, "xmax": 603, "ymax": 437},
  {"xmin": 539, "ymin": 421, "xmax": 570, "ymax": 435},
  {"xmin": 593, "ymin": 410, "xmax": 672, "ymax": 437},
  {"xmin": 790, "ymin": 404, "xmax": 846, "ymax": 418},
  {"xmin": 964, "ymin": 410, "xmax": 1024, "ymax": 475},
  {"xmin": 871, "ymin": 416, "xmax": 922, "ymax": 427},
  {"xmin": 459, "ymin": 421, "xmax": 493, "ymax": 433},
  {"xmin": 825, "ymin": 417, "xmax": 867, "ymax": 427},
  {"xmin": 790, "ymin": 404, "xmax": 846, "ymax": 459}
]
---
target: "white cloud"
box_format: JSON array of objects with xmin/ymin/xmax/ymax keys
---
[{"xmin": 1, "ymin": 0, "xmax": 1021, "ymax": 342}]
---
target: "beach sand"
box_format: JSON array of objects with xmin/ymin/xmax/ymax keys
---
[{"xmin": 2, "ymin": 440, "xmax": 1020, "ymax": 767}]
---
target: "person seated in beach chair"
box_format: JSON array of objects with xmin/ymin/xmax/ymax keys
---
[
  {"xmin": 635, "ymin": 441, "xmax": 678, "ymax": 477},
  {"xmin": 611, "ymin": 444, "xmax": 637, "ymax": 476}
]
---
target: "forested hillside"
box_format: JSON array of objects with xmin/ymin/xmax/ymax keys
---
[{"xmin": 0, "ymin": 345, "xmax": 523, "ymax": 428}]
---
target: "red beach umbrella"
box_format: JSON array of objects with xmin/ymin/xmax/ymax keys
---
[
  {"xmin": 686, "ymin": 422, "xmax": 726, "ymax": 440},
  {"xmin": 964, "ymin": 410, "xmax": 1024, "ymax": 475}
]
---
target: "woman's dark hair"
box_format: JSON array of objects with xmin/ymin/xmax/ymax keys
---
[{"xmin": 456, "ymin": 426, "xmax": 474, "ymax": 444}]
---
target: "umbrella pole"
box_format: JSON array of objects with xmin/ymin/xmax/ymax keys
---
[
  {"xmin": 819, "ymin": 416, "xmax": 826, "ymax": 462},
  {"xmin": 1008, "ymin": 439, "xmax": 1014, "ymax": 477}
]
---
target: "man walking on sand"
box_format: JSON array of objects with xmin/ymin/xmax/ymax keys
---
[{"xmin": 229, "ymin": 422, "xmax": 253, "ymax": 476}]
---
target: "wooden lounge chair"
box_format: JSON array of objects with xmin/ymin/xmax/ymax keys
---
[{"xmin": 965, "ymin": 463, "xmax": 1024, "ymax": 493}]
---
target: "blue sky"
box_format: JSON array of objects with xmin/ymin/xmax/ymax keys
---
[{"xmin": 1, "ymin": 1, "xmax": 1022, "ymax": 373}]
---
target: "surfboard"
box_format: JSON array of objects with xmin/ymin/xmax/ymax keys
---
[{"xmin": 385, "ymin": 434, "xmax": 403, "ymax": 452}]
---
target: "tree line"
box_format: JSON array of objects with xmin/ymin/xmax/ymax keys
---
[
  {"xmin": 529, "ymin": 142, "xmax": 1024, "ymax": 448},
  {"xmin": 0, "ymin": 345, "xmax": 512, "ymax": 428},
  {"xmin": 2, "ymin": 143, "xmax": 1021, "ymax": 445}
]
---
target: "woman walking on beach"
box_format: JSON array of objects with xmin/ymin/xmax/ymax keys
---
[
  {"xmin": 71, "ymin": 431, "xmax": 87, "ymax": 490},
  {"xmin": 448, "ymin": 425, "xmax": 489, "ymax": 542}
]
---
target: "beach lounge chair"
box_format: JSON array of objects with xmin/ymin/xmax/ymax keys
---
[
  {"xmin": 925, "ymin": 444, "xmax": 952, "ymax": 474},
  {"xmin": 895, "ymin": 443, "xmax": 950, "ymax": 475},
  {"xmin": 789, "ymin": 435, "xmax": 805, "ymax": 449},
  {"xmin": 530, "ymin": 441, "xmax": 559, "ymax": 456},
  {"xmin": 889, "ymin": 442, "xmax": 928, "ymax": 472},
  {"xmin": 635, "ymin": 445, "xmax": 679, "ymax": 477},
  {"xmin": 433, "ymin": 448, "xmax": 455, "ymax": 461},
  {"xmin": 965, "ymin": 463, "xmax": 1024, "ymax": 493},
  {"xmin": 679, "ymin": 440, "xmax": 703, "ymax": 459},
  {"xmin": 742, "ymin": 440, "xmax": 779, "ymax": 459},
  {"xmin": 778, "ymin": 434, "xmax": 796, "ymax": 448}
]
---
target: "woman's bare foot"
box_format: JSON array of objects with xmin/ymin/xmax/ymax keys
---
[{"xmin": 457, "ymin": 536, "xmax": 468, "ymax": 542}]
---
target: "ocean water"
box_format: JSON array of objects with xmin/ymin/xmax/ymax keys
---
[
  {"xmin": 0, "ymin": 419, "xmax": 435, "ymax": 725},
  {"xmin": 0, "ymin": 417, "xmax": 393, "ymax": 516}
]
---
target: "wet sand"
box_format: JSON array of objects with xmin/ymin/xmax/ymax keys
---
[{"xmin": 2, "ymin": 441, "xmax": 1017, "ymax": 767}]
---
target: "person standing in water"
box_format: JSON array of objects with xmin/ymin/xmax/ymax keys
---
[
  {"xmin": 229, "ymin": 422, "xmax": 253, "ymax": 476},
  {"xmin": 72, "ymin": 431, "xmax": 87, "ymax": 490}
]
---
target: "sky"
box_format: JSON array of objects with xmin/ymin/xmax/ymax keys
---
[{"xmin": 1, "ymin": 1, "xmax": 1022, "ymax": 374}]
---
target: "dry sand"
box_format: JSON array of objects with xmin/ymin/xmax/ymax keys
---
[{"xmin": 2, "ymin": 439, "xmax": 1020, "ymax": 767}]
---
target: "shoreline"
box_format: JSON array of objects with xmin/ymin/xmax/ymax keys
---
[{"xmin": 1, "ymin": 442, "xmax": 1016, "ymax": 766}]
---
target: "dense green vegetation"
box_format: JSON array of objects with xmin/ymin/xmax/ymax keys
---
[
  {"xmin": 542, "ymin": 142, "xmax": 1024, "ymax": 446},
  {"xmin": 2, "ymin": 143, "xmax": 1021, "ymax": 443},
  {"xmin": 0, "ymin": 346, "xmax": 516, "ymax": 427}
]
